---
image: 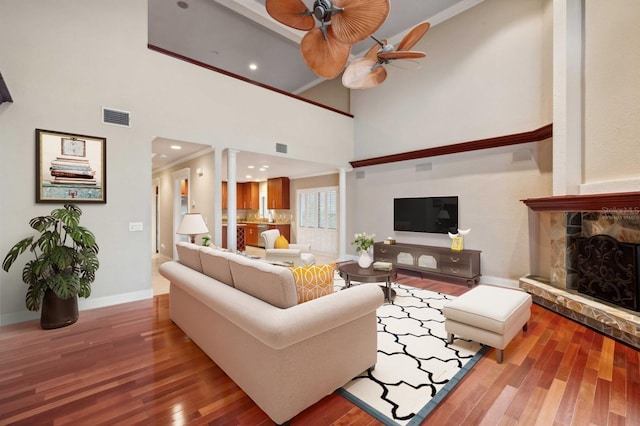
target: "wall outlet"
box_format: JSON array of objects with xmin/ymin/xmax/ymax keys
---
[{"xmin": 129, "ymin": 222, "xmax": 143, "ymax": 231}]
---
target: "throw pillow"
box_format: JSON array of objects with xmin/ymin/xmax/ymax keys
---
[
  {"xmin": 290, "ymin": 263, "xmax": 336, "ymax": 304},
  {"xmin": 274, "ymin": 235, "xmax": 289, "ymax": 249}
]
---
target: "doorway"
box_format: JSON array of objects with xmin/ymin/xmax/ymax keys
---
[{"xmin": 172, "ymin": 168, "xmax": 190, "ymax": 259}]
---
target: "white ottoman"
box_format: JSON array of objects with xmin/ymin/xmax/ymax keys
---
[{"xmin": 443, "ymin": 285, "xmax": 532, "ymax": 363}]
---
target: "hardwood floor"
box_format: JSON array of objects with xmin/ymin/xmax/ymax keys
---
[{"xmin": 0, "ymin": 274, "xmax": 638, "ymax": 425}]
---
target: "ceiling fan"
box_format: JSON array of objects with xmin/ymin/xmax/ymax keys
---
[
  {"xmin": 342, "ymin": 21, "xmax": 431, "ymax": 89},
  {"xmin": 265, "ymin": 0, "xmax": 390, "ymax": 79}
]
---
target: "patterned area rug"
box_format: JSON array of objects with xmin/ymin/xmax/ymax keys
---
[{"xmin": 335, "ymin": 280, "xmax": 486, "ymax": 425}]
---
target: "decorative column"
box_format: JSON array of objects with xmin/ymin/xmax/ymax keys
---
[
  {"xmin": 226, "ymin": 149, "xmax": 238, "ymax": 252},
  {"xmin": 338, "ymin": 167, "xmax": 347, "ymax": 261},
  {"xmin": 552, "ymin": 0, "xmax": 583, "ymax": 195}
]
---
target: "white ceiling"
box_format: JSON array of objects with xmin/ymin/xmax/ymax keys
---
[
  {"xmin": 148, "ymin": 0, "xmax": 481, "ymax": 94},
  {"xmin": 148, "ymin": 0, "xmax": 484, "ymax": 180},
  {"xmin": 152, "ymin": 137, "xmax": 339, "ymax": 181}
]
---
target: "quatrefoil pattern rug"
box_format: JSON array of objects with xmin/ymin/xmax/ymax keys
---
[{"xmin": 337, "ymin": 283, "xmax": 486, "ymax": 426}]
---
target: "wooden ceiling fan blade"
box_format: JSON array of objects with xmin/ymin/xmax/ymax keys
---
[
  {"xmin": 396, "ymin": 21, "xmax": 431, "ymax": 51},
  {"xmin": 331, "ymin": 0, "xmax": 390, "ymax": 44},
  {"xmin": 364, "ymin": 38, "xmax": 387, "ymax": 60},
  {"xmin": 342, "ymin": 58, "xmax": 387, "ymax": 89},
  {"xmin": 378, "ymin": 51, "xmax": 426, "ymax": 60},
  {"xmin": 265, "ymin": 0, "xmax": 314, "ymax": 31},
  {"xmin": 301, "ymin": 27, "xmax": 351, "ymax": 79}
]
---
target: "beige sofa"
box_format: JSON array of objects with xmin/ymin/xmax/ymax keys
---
[{"xmin": 159, "ymin": 242, "xmax": 384, "ymax": 425}]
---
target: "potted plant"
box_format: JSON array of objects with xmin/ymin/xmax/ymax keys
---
[{"xmin": 2, "ymin": 204, "xmax": 99, "ymax": 329}]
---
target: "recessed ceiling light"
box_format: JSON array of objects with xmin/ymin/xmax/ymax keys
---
[
  {"xmin": 262, "ymin": 165, "xmax": 269, "ymax": 168},
  {"xmin": 249, "ymin": 63, "xmax": 258, "ymax": 71},
  {"xmin": 248, "ymin": 165, "xmax": 255, "ymax": 169},
  {"xmin": 177, "ymin": 1, "xmax": 189, "ymax": 9},
  {"xmin": 160, "ymin": 154, "xmax": 167, "ymax": 158},
  {"xmin": 170, "ymin": 145, "xmax": 182, "ymax": 150},
  {"xmin": 259, "ymin": 168, "xmax": 266, "ymax": 172},
  {"xmin": 245, "ymin": 175, "xmax": 252, "ymax": 179}
]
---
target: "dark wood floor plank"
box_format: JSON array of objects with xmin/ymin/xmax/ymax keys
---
[{"xmin": 0, "ymin": 275, "xmax": 638, "ymax": 425}]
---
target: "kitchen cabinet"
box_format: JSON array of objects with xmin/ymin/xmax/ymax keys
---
[
  {"xmin": 239, "ymin": 182, "xmax": 259, "ymax": 210},
  {"xmin": 222, "ymin": 181, "xmax": 228, "ymax": 209},
  {"xmin": 245, "ymin": 223, "xmax": 259, "ymax": 246},
  {"xmin": 268, "ymin": 223, "xmax": 290, "ymax": 242},
  {"xmin": 222, "ymin": 182, "xmax": 259, "ymax": 210},
  {"xmin": 222, "ymin": 224, "xmax": 246, "ymax": 251},
  {"xmin": 267, "ymin": 177, "xmax": 290, "ymax": 209}
]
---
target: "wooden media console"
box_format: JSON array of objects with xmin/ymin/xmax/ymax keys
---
[{"xmin": 374, "ymin": 242, "xmax": 481, "ymax": 285}]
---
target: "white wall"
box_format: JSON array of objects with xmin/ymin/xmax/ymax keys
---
[
  {"xmin": 347, "ymin": 142, "xmax": 553, "ymax": 283},
  {"xmin": 583, "ymin": 1, "xmax": 640, "ymax": 185},
  {"xmin": 347, "ymin": 0, "xmax": 553, "ymax": 283},
  {"xmin": 351, "ymin": 0, "xmax": 550, "ymax": 160},
  {"xmin": 0, "ymin": 0, "xmax": 354, "ymax": 324}
]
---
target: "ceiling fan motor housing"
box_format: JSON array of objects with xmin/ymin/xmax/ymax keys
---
[{"xmin": 313, "ymin": 0, "xmax": 341, "ymax": 21}]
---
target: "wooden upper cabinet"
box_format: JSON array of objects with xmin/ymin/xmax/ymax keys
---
[
  {"xmin": 237, "ymin": 182, "xmax": 259, "ymax": 210},
  {"xmin": 267, "ymin": 177, "xmax": 290, "ymax": 210},
  {"xmin": 247, "ymin": 182, "xmax": 259, "ymax": 210},
  {"xmin": 222, "ymin": 181, "xmax": 228, "ymax": 210},
  {"xmin": 223, "ymin": 181, "xmax": 260, "ymax": 210}
]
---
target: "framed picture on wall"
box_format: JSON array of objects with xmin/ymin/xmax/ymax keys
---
[{"xmin": 35, "ymin": 129, "xmax": 107, "ymax": 203}]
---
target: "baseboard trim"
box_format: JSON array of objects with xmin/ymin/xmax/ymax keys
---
[
  {"xmin": 1, "ymin": 289, "xmax": 154, "ymax": 327},
  {"xmin": 479, "ymin": 275, "xmax": 520, "ymax": 288}
]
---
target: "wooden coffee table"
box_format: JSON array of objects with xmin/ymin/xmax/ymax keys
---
[{"xmin": 338, "ymin": 262, "xmax": 397, "ymax": 302}]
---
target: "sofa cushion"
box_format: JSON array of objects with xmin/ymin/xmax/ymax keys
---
[
  {"xmin": 290, "ymin": 263, "xmax": 335, "ymax": 303},
  {"xmin": 176, "ymin": 242, "xmax": 203, "ymax": 273},
  {"xmin": 228, "ymin": 256, "xmax": 298, "ymax": 309},
  {"xmin": 274, "ymin": 235, "xmax": 289, "ymax": 249},
  {"xmin": 199, "ymin": 247, "xmax": 235, "ymax": 286}
]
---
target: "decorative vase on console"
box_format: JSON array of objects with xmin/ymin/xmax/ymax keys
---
[{"xmin": 352, "ymin": 232, "xmax": 375, "ymax": 268}]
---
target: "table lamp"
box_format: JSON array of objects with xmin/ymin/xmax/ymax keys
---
[{"xmin": 176, "ymin": 213, "xmax": 209, "ymax": 244}]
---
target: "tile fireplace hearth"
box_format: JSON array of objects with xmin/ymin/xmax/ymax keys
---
[
  {"xmin": 521, "ymin": 192, "xmax": 640, "ymax": 349},
  {"xmin": 520, "ymin": 275, "xmax": 640, "ymax": 349}
]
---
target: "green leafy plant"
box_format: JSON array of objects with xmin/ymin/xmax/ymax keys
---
[
  {"xmin": 2, "ymin": 204, "xmax": 99, "ymax": 311},
  {"xmin": 352, "ymin": 232, "xmax": 375, "ymax": 253}
]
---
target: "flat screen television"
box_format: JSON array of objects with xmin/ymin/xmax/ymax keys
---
[{"xmin": 393, "ymin": 196, "xmax": 459, "ymax": 234}]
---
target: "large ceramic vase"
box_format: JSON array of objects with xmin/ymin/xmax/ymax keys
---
[
  {"xmin": 358, "ymin": 250, "xmax": 373, "ymax": 268},
  {"xmin": 41, "ymin": 289, "xmax": 79, "ymax": 330}
]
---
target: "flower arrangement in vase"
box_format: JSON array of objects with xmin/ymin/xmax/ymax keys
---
[{"xmin": 352, "ymin": 232, "xmax": 375, "ymax": 268}]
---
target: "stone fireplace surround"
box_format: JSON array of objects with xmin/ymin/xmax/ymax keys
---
[{"xmin": 520, "ymin": 192, "xmax": 640, "ymax": 349}]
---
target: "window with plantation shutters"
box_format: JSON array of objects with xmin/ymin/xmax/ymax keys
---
[
  {"xmin": 296, "ymin": 186, "xmax": 339, "ymax": 255},
  {"xmin": 298, "ymin": 188, "xmax": 337, "ymax": 230}
]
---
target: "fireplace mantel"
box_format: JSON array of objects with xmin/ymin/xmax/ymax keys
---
[{"xmin": 522, "ymin": 191, "xmax": 640, "ymax": 212}]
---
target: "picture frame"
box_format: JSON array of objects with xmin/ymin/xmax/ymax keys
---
[{"xmin": 35, "ymin": 129, "xmax": 107, "ymax": 203}]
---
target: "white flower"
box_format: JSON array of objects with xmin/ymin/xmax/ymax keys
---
[{"xmin": 352, "ymin": 232, "xmax": 376, "ymax": 253}]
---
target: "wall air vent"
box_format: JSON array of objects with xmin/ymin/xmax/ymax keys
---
[
  {"xmin": 102, "ymin": 107, "xmax": 130, "ymax": 127},
  {"xmin": 356, "ymin": 171, "xmax": 365, "ymax": 179},
  {"xmin": 275, "ymin": 142, "xmax": 287, "ymax": 154},
  {"xmin": 415, "ymin": 163, "xmax": 432, "ymax": 172}
]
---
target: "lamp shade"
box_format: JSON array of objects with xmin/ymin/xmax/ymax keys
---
[{"xmin": 176, "ymin": 213, "xmax": 209, "ymax": 243}]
